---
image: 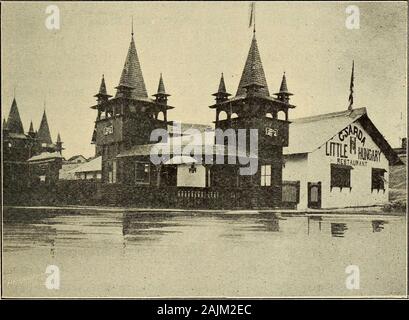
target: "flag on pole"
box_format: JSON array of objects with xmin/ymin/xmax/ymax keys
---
[
  {"xmin": 348, "ymin": 60, "xmax": 354, "ymax": 110},
  {"xmin": 249, "ymin": 2, "xmax": 256, "ymax": 30}
]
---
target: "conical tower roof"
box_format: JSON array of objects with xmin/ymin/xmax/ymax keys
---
[
  {"xmin": 37, "ymin": 110, "xmax": 52, "ymax": 144},
  {"xmin": 57, "ymin": 132, "xmax": 61, "ymax": 143},
  {"xmin": 115, "ymin": 35, "xmax": 148, "ymax": 99},
  {"xmin": 6, "ymin": 98, "xmax": 24, "ymax": 134},
  {"xmin": 96, "ymin": 74, "xmax": 108, "ymax": 96},
  {"xmin": 213, "ymin": 73, "xmax": 231, "ymax": 97},
  {"xmin": 236, "ymin": 34, "xmax": 269, "ymax": 97},
  {"xmin": 29, "ymin": 120, "xmax": 35, "ymax": 133},
  {"xmin": 275, "ymin": 72, "xmax": 293, "ymax": 96},
  {"xmin": 156, "ymin": 73, "xmax": 168, "ymax": 95}
]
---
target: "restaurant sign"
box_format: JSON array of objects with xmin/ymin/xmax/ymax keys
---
[{"xmin": 324, "ymin": 124, "xmax": 382, "ymax": 167}]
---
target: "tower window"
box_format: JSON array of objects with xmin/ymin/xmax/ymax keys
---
[{"xmin": 260, "ymin": 164, "xmax": 271, "ymax": 186}]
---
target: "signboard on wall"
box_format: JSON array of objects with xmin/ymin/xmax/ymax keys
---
[{"xmin": 325, "ymin": 123, "xmax": 382, "ymax": 167}]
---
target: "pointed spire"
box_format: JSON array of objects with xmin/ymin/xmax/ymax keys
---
[
  {"xmin": 218, "ymin": 73, "xmax": 227, "ymax": 93},
  {"xmin": 115, "ymin": 33, "xmax": 148, "ymax": 99},
  {"xmin": 213, "ymin": 73, "xmax": 231, "ymax": 102},
  {"xmin": 157, "ymin": 73, "xmax": 168, "ymax": 95},
  {"xmin": 94, "ymin": 74, "xmax": 112, "ymax": 100},
  {"xmin": 28, "ymin": 120, "xmax": 36, "ymax": 138},
  {"xmin": 153, "ymin": 73, "xmax": 170, "ymax": 104},
  {"xmin": 37, "ymin": 109, "xmax": 52, "ymax": 145},
  {"xmin": 98, "ymin": 74, "xmax": 107, "ymax": 95},
  {"xmin": 3, "ymin": 118, "xmax": 8, "ymax": 131},
  {"xmin": 29, "ymin": 121, "xmax": 35, "ymax": 133},
  {"xmin": 6, "ymin": 98, "xmax": 24, "ymax": 134},
  {"xmin": 56, "ymin": 132, "xmax": 63, "ymax": 153},
  {"xmin": 274, "ymin": 72, "xmax": 293, "ymax": 103},
  {"xmin": 236, "ymin": 34, "xmax": 269, "ymax": 97}
]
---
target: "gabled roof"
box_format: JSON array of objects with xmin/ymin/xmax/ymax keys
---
[
  {"xmin": 28, "ymin": 151, "xmax": 63, "ymax": 162},
  {"xmin": 115, "ymin": 36, "xmax": 148, "ymax": 99},
  {"xmin": 6, "ymin": 98, "xmax": 24, "ymax": 134},
  {"xmin": 67, "ymin": 154, "xmax": 87, "ymax": 162},
  {"xmin": 69, "ymin": 156, "xmax": 102, "ymax": 173},
  {"xmin": 284, "ymin": 107, "xmax": 402, "ymax": 165},
  {"xmin": 37, "ymin": 110, "xmax": 53, "ymax": 144},
  {"xmin": 236, "ymin": 34, "xmax": 269, "ymax": 97}
]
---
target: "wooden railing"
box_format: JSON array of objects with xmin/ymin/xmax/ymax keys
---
[{"xmin": 4, "ymin": 180, "xmax": 300, "ymax": 209}]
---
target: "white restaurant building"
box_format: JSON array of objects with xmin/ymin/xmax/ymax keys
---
[{"xmin": 282, "ymin": 107, "xmax": 402, "ymax": 210}]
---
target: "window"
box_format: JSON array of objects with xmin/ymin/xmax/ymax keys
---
[
  {"xmin": 135, "ymin": 162, "xmax": 150, "ymax": 184},
  {"xmin": 330, "ymin": 164, "xmax": 352, "ymax": 190},
  {"xmin": 372, "ymin": 168, "xmax": 386, "ymax": 191},
  {"xmin": 260, "ymin": 164, "xmax": 271, "ymax": 186},
  {"xmin": 112, "ymin": 160, "xmax": 117, "ymax": 183}
]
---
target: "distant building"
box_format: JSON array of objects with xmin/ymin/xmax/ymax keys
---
[
  {"xmin": 2, "ymin": 98, "xmax": 63, "ymax": 188},
  {"xmin": 68, "ymin": 156, "xmax": 102, "ymax": 180},
  {"xmin": 283, "ymin": 108, "xmax": 402, "ymax": 209},
  {"xmin": 389, "ymin": 137, "xmax": 407, "ymax": 202},
  {"xmin": 66, "ymin": 155, "xmax": 88, "ymax": 164}
]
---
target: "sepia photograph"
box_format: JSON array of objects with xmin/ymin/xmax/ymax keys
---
[{"xmin": 1, "ymin": 1, "xmax": 407, "ymax": 301}]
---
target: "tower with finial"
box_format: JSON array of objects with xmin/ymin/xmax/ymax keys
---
[
  {"xmin": 212, "ymin": 73, "xmax": 231, "ymax": 103},
  {"xmin": 56, "ymin": 133, "xmax": 63, "ymax": 153},
  {"xmin": 209, "ymin": 17, "xmax": 296, "ymax": 207},
  {"xmin": 274, "ymin": 72, "xmax": 293, "ymax": 104},
  {"xmin": 90, "ymin": 22, "xmax": 173, "ymax": 183},
  {"xmin": 28, "ymin": 120, "xmax": 36, "ymax": 138},
  {"xmin": 153, "ymin": 73, "xmax": 170, "ymax": 105}
]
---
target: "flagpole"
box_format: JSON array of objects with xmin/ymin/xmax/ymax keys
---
[
  {"xmin": 348, "ymin": 60, "xmax": 354, "ymax": 111},
  {"xmin": 253, "ymin": 2, "xmax": 256, "ymax": 34}
]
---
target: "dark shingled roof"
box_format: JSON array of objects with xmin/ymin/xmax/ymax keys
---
[
  {"xmin": 29, "ymin": 121, "xmax": 35, "ymax": 133},
  {"xmin": 6, "ymin": 98, "xmax": 24, "ymax": 134},
  {"xmin": 157, "ymin": 73, "xmax": 167, "ymax": 95},
  {"xmin": 98, "ymin": 74, "xmax": 108, "ymax": 95},
  {"xmin": 217, "ymin": 73, "xmax": 227, "ymax": 93},
  {"xmin": 115, "ymin": 36, "xmax": 148, "ymax": 99},
  {"xmin": 278, "ymin": 73, "xmax": 291, "ymax": 94},
  {"xmin": 236, "ymin": 34, "xmax": 269, "ymax": 97},
  {"xmin": 37, "ymin": 110, "xmax": 53, "ymax": 144}
]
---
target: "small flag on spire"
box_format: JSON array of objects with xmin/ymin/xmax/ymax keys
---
[
  {"xmin": 249, "ymin": 2, "xmax": 256, "ymax": 32},
  {"xmin": 348, "ymin": 60, "xmax": 354, "ymax": 110}
]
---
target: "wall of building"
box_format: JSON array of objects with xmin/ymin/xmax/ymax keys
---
[
  {"xmin": 284, "ymin": 120, "xmax": 390, "ymax": 209},
  {"xmin": 177, "ymin": 164, "xmax": 206, "ymax": 188},
  {"xmin": 283, "ymin": 153, "xmax": 308, "ymax": 209},
  {"xmin": 308, "ymin": 121, "xmax": 389, "ymax": 208}
]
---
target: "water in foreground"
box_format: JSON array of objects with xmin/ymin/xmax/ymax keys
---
[{"xmin": 2, "ymin": 207, "xmax": 406, "ymax": 298}]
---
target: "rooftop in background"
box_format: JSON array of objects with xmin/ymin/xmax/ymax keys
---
[
  {"xmin": 68, "ymin": 156, "xmax": 102, "ymax": 173},
  {"xmin": 28, "ymin": 151, "xmax": 63, "ymax": 162},
  {"xmin": 284, "ymin": 107, "xmax": 402, "ymax": 165}
]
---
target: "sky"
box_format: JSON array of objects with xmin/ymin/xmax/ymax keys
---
[{"xmin": 1, "ymin": 1, "xmax": 407, "ymax": 158}]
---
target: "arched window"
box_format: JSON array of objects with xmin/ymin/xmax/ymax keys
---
[
  {"xmin": 218, "ymin": 111, "xmax": 228, "ymax": 120},
  {"xmin": 157, "ymin": 111, "xmax": 165, "ymax": 121},
  {"xmin": 266, "ymin": 113, "xmax": 273, "ymax": 118},
  {"xmin": 231, "ymin": 113, "xmax": 238, "ymax": 119},
  {"xmin": 277, "ymin": 110, "xmax": 287, "ymax": 120}
]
